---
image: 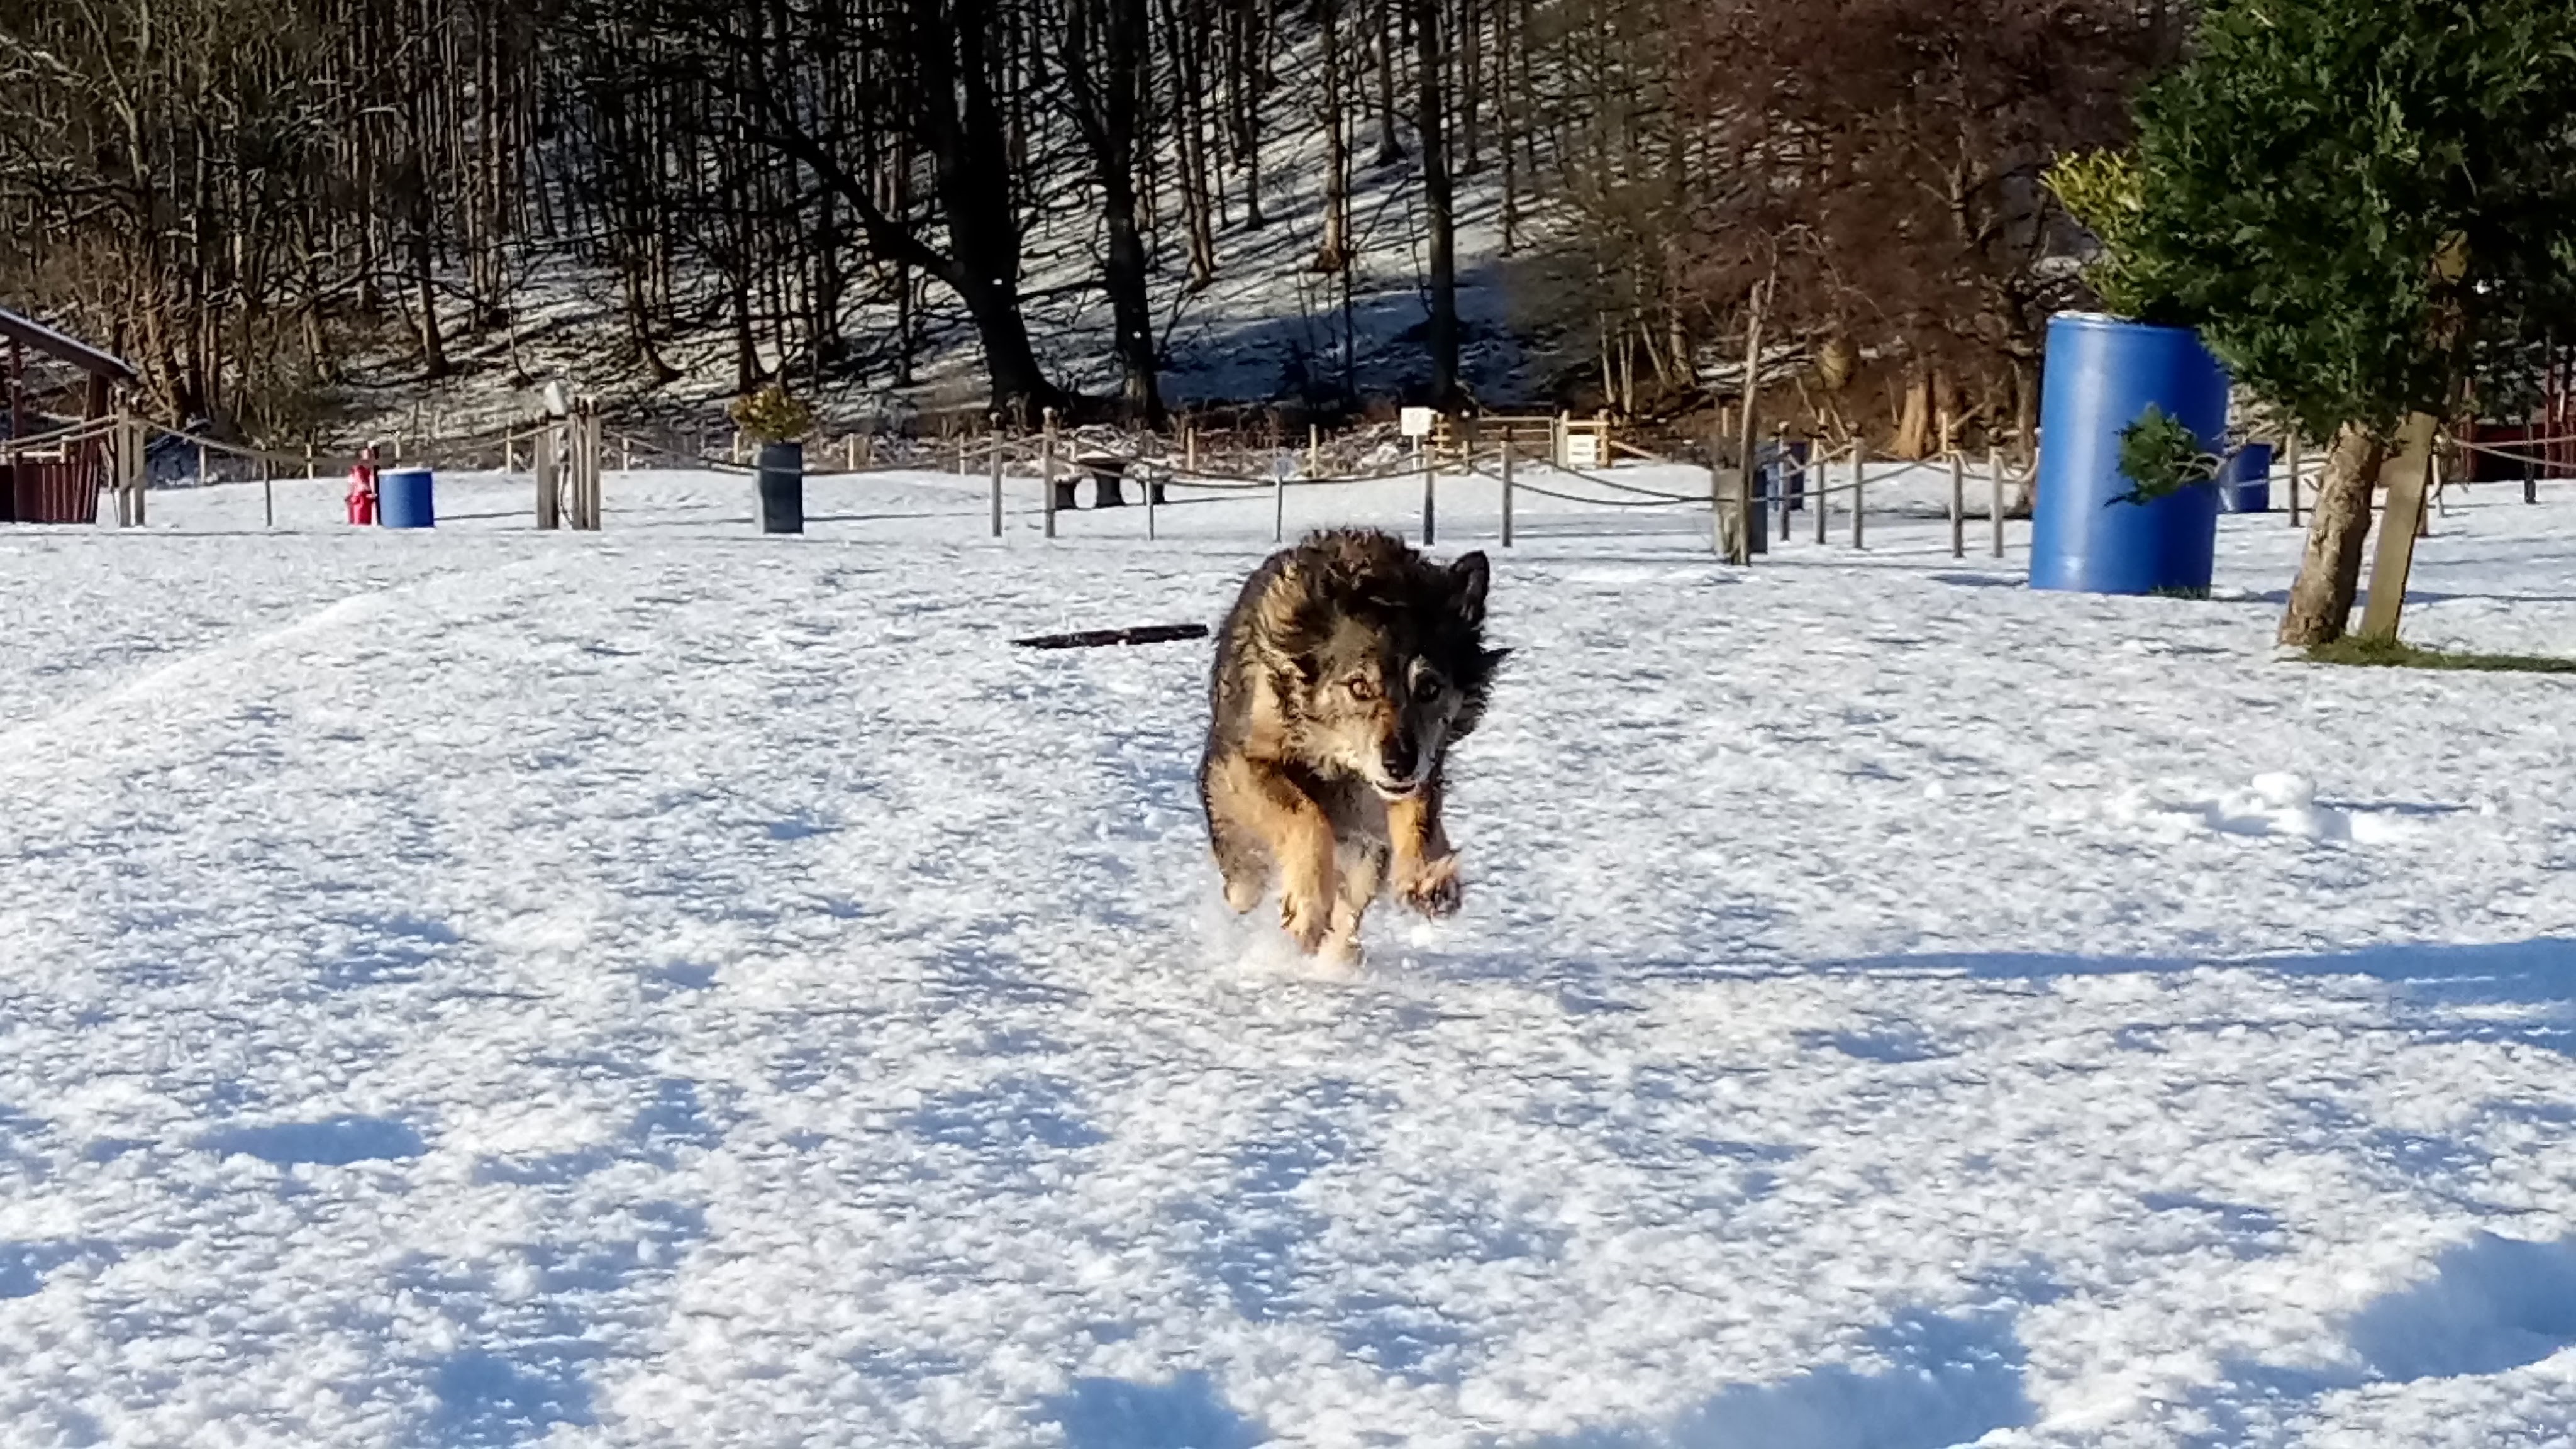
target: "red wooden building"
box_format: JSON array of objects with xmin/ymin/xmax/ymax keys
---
[
  {"xmin": 2460, "ymin": 350, "xmax": 2576, "ymax": 482},
  {"xmin": 3, "ymin": 307, "xmax": 135, "ymax": 524}
]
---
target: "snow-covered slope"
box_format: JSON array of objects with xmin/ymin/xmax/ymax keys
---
[{"xmin": 2, "ymin": 470, "xmax": 2573, "ymax": 1446}]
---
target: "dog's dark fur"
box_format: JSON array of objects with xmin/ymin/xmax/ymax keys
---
[{"xmin": 1197, "ymin": 528, "xmax": 1505, "ymax": 964}]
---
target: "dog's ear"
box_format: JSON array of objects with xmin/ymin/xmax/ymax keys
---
[{"xmin": 1447, "ymin": 552, "xmax": 1491, "ymax": 627}]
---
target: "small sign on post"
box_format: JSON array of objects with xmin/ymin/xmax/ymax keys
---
[
  {"xmin": 1399, "ymin": 406, "xmax": 1436, "ymax": 440},
  {"xmin": 1563, "ymin": 432, "xmax": 1602, "ymax": 471}
]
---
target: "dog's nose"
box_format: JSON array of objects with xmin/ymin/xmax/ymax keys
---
[{"xmin": 1381, "ymin": 737, "xmax": 1419, "ymax": 783}]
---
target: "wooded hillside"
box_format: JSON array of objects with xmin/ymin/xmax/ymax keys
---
[{"xmin": 0, "ymin": 0, "xmax": 2186, "ymax": 446}]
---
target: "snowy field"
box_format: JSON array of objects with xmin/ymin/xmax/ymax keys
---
[{"xmin": 3, "ymin": 463, "xmax": 2574, "ymax": 1448}]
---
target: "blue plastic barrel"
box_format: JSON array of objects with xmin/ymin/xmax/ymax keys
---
[
  {"xmin": 2224, "ymin": 442, "xmax": 2273, "ymax": 514},
  {"xmin": 2029, "ymin": 313, "xmax": 2232, "ymax": 594},
  {"xmin": 379, "ymin": 468, "xmax": 435, "ymax": 529}
]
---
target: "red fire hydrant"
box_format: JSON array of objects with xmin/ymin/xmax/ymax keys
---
[{"xmin": 346, "ymin": 448, "xmax": 379, "ymax": 526}]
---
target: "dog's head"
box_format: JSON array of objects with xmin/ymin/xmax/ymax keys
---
[{"xmin": 1262, "ymin": 531, "xmax": 1507, "ymax": 799}]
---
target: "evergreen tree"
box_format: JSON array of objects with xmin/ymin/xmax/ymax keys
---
[{"xmin": 2079, "ymin": 0, "xmax": 2576, "ymax": 645}]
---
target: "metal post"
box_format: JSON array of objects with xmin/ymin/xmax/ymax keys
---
[
  {"xmin": 196, "ymin": 440, "xmax": 208, "ymax": 487},
  {"xmin": 1041, "ymin": 409, "xmax": 1058, "ymax": 540},
  {"xmin": 1988, "ymin": 447, "xmax": 2005, "ymax": 558},
  {"xmin": 989, "ymin": 420, "xmax": 1005, "ymax": 539},
  {"xmin": 1782, "ymin": 447, "xmax": 1797, "ymax": 543},
  {"xmin": 1816, "ymin": 443, "xmax": 1831, "ymax": 545},
  {"xmin": 2287, "ymin": 436, "xmax": 2304, "ymax": 524},
  {"xmin": 130, "ymin": 416, "xmax": 148, "ymax": 526},
  {"xmin": 1146, "ymin": 467, "xmax": 1158, "ymax": 541},
  {"xmin": 1850, "ymin": 449, "xmax": 1865, "ymax": 550},
  {"xmin": 1273, "ymin": 465, "xmax": 1287, "ymax": 543},
  {"xmin": 1949, "ymin": 452, "xmax": 1965, "ymax": 558},
  {"xmin": 1501, "ymin": 435, "xmax": 1515, "ymax": 547},
  {"xmin": 264, "ymin": 469, "xmax": 274, "ymax": 529},
  {"xmin": 621, "ymin": 435, "xmax": 633, "ymax": 472},
  {"xmin": 1421, "ymin": 447, "xmax": 1437, "ymax": 546},
  {"xmin": 306, "ymin": 443, "xmax": 316, "ymax": 480}
]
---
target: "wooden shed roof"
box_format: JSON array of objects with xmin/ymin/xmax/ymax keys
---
[{"xmin": 0, "ymin": 306, "xmax": 135, "ymax": 384}]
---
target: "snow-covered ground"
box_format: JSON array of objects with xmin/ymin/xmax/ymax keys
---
[{"xmin": 3, "ymin": 464, "xmax": 2574, "ymax": 1448}]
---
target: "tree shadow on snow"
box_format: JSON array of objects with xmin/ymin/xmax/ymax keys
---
[
  {"xmin": 1541, "ymin": 1307, "xmax": 2032, "ymax": 1449},
  {"xmin": 1830, "ymin": 936, "xmax": 2576, "ymax": 1050}
]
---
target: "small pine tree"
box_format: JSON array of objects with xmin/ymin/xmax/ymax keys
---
[
  {"xmin": 730, "ymin": 384, "xmax": 815, "ymax": 447},
  {"xmin": 2080, "ymin": 0, "xmax": 2576, "ymax": 645}
]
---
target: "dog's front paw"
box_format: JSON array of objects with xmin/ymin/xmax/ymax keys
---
[
  {"xmin": 1279, "ymin": 889, "xmax": 1335, "ymax": 952},
  {"xmin": 1396, "ymin": 853, "xmax": 1462, "ymax": 918}
]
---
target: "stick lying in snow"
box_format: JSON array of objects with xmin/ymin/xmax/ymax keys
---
[{"xmin": 1011, "ymin": 623, "xmax": 1211, "ymax": 650}]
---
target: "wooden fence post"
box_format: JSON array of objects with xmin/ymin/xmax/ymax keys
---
[
  {"xmin": 1308, "ymin": 423, "xmax": 1322, "ymax": 477},
  {"xmin": 1732, "ymin": 280, "xmax": 1768, "ymax": 559},
  {"xmin": 535, "ymin": 423, "xmax": 560, "ymax": 530},
  {"xmin": 2287, "ymin": 436, "xmax": 2304, "ymax": 524}
]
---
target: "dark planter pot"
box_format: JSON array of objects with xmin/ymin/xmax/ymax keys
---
[{"xmin": 757, "ymin": 440, "xmax": 804, "ymax": 534}]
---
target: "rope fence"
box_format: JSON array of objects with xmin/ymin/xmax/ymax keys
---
[{"xmin": 27, "ymin": 407, "xmax": 2576, "ymax": 564}]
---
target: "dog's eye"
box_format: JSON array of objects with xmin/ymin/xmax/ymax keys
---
[
  {"xmin": 1345, "ymin": 676, "xmax": 1380, "ymax": 701},
  {"xmin": 1416, "ymin": 673, "xmax": 1445, "ymax": 698}
]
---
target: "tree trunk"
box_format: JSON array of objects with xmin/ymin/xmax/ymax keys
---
[
  {"xmin": 1892, "ymin": 369, "xmax": 1934, "ymax": 458},
  {"xmin": 1313, "ymin": 0, "xmax": 1350, "ymax": 274},
  {"xmin": 1414, "ymin": 0, "xmax": 1458, "ymax": 406},
  {"xmin": 1375, "ymin": 0, "xmax": 1403, "ymax": 164},
  {"xmin": 2278, "ymin": 422, "xmax": 2388, "ymax": 647},
  {"xmin": 1098, "ymin": 0, "xmax": 1164, "ymax": 422}
]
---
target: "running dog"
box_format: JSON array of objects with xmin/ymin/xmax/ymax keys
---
[{"xmin": 1197, "ymin": 528, "xmax": 1506, "ymax": 965}]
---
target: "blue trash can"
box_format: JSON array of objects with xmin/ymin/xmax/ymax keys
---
[
  {"xmin": 2224, "ymin": 442, "xmax": 2273, "ymax": 514},
  {"xmin": 2029, "ymin": 313, "xmax": 2232, "ymax": 596},
  {"xmin": 379, "ymin": 468, "xmax": 435, "ymax": 529}
]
